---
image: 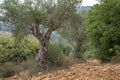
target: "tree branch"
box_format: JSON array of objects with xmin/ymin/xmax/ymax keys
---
[
  {"xmin": 31, "ymin": 23, "xmax": 43, "ymax": 42},
  {"xmin": 44, "ymin": 28, "xmax": 53, "ymax": 40}
]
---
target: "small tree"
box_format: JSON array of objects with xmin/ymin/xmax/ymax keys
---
[
  {"xmin": 59, "ymin": 10, "xmax": 87, "ymax": 58},
  {"xmin": 0, "ymin": 0, "xmax": 81, "ymax": 70}
]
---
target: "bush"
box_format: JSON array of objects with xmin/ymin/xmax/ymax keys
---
[
  {"xmin": 110, "ymin": 45, "xmax": 120, "ymax": 64},
  {"xmin": 87, "ymin": 0, "xmax": 120, "ymax": 62},
  {"xmin": 15, "ymin": 59, "xmax": 39, "ymax": 76},
  {"xmin": 114, "ymin": 45, "xmax": 120, "ymax": 56},
  {"xmin": 0, "ymin": 58, "xmax": 38, "ymax": 78},
  {"xmin": 81, "ymin": 42, "xmax": 97, "ymax": 60},
  {"xmin": 47, "ymin": 43, "xmax": 66, "ymax": 67},
  {"xmin": 0, "ymin": 63, "xmax": 15, "ymax": 78},
  {"xmin": 54, "ymin": 39, "xmax": 73, "ymax": 56},
  {"xmin": 28, "ymin": 64, "xmax": 39, "ymax": 76},
  {"xmin": 0, "ymin": 34, "xmax": 39, "ymax": 64},
  {"xmin": 63, "ymin": 45, "xmax": 73, "ymax": 56},
  {"xmin": 46, "ymin": 42, "xmax": 73, "ymax": 67}
]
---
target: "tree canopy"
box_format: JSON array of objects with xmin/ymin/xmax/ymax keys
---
[
  {"xmin": 87, "ymin": 0, "xmax": 120, "ymax": 61},
  {"xmin": 0, "ymin": 0, "xmax": 82, "ymax": 69},
  {"xmin": 0, "ymin": 0, "xmax": 81, "ymax": 41},
  {"xmin": 59, "ymin": 10, "xmax": 87, "ymax": 58}
]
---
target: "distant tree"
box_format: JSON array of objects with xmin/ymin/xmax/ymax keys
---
[
  {"xmin": 87, "ymin": 0, "xmax": 120, "ymax": 62},
  {"xmin": 59, "ymin": 10, "xmax": 87, "ymax": 58},
  {"xmin": 0, "ymin": 0, "xmax": 81, "ymax": 70}
]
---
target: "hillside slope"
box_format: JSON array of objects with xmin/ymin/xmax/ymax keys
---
[{"xmin": 1, "ymin": 60, "xmax": 120, "ymax": 80}]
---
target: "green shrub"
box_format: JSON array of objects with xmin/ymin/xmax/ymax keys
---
[
  {"xmin": 0, "ymin": 34, "xmax": 39, "ymax": 64},
  {"xmin": 87, "ymin": 0, "xmax": 120, "ymax": 62},
  {"xmin": 81, "ymin": 42, "xmax": 97, "ymax": 60},
  {"xmin": 73, "ymin": 42, "xmax": 97, "ymax": 61},
  {"xmin": 63, "ymin": 45, "xmax": 73, "ymax": 56},
  {"xmin": 54, "ymin": 39, "xmax": 73, "ymax": 56},
  {"xmin": 47, "ymin": 43, "xmax": 65, "ymax": 66},
  {"xmin": 110, "ymin": 45, "xmax": 120, "ymax": 64},
  {"xmin": 47, "ymin": 43, "xmax": 66, "ymax": 67}
]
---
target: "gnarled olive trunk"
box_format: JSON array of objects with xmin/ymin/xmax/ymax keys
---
[
  {"xmin": 35, "ymin": 40, "xmax": 49, "ymax": 71},
  {"xmin": 31, "ymin": 23, "xmax": 53, "ymax": 70}
]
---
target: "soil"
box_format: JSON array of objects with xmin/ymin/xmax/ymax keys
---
[{"xmin": 1, "ymin": 60, "xmax": 120, "ymax": 80}]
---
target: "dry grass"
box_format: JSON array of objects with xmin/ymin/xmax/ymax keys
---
[{"xmin": 1, "ymin": 60, "xmax": 120, "ymax": 80}]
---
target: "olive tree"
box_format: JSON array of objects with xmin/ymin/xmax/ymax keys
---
[
  {"xmin": 0, "ymin": 0, "xmax": 81, "ymax": 70},
  {"xmin": 59, "ymin": 10, "xmax": 87, "ymax": 58}
]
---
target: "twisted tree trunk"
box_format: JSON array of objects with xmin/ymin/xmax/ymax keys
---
[
  {"xmin": 31, "ymin": 23, "xmax": 53, "ymax": 71},
  {"xmin": 35, "ymin": 39, "xmax": 49, "ymax": 70}
]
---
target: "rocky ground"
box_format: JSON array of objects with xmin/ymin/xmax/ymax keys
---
[{"xmin": 1, "ymin": 60, "xmax": 120, "ymax": 80}]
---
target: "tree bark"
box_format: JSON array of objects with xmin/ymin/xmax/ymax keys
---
[
  {"xmin": 35, "ymin": 39, "xmax": 49, "ymax": 71},
  {"xmin": 32, "ymin": 24, "xmax": 53, "ymax": 70},
  {"xmin": 31, "ymin": 22, "xmax": 53, "ymax": 71}
]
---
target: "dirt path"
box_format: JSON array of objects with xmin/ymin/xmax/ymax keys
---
[{"xmin": 1, "ymin": 61, "xmax": 120, "ymax": 80}]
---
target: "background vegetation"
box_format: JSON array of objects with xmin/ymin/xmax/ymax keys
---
[
  {"xmin": 87, "ymin": 0, "xmax": 120, "ymax": 62},
  {"xmin": 0, "ymin": 0, "xmax": 120, "ymax": 78}
]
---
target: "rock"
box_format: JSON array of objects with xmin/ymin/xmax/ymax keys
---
[{"xmin": 37, "ymin": 72, "xmax": 43, "ymax": 75}]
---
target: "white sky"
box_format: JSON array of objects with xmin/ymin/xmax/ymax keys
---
[
  {"xmin": 0, "ymin": 0, "xmax": 99, "ymax": 6},
  {"xmin": 82, "ymin": 0, "xmax": 99, "ymax": 6}
]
